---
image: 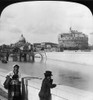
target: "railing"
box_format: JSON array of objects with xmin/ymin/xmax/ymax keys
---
[{"xmin": 21, "ymin": 77, "xmax": 68, "ymax": 100}]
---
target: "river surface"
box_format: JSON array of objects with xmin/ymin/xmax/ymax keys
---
[{"xmin": 0, "ymin": 52, "xmax": 93, "ymax": 92}]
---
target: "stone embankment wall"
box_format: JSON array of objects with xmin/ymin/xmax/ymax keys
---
[{"xmin": 0, "ymin": 69, "xmax": 93, "ymax": 100}]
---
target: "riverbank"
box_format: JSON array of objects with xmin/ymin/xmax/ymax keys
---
[
  {"xmin": 0, "ymin": 68, "xmax": 93, "ymax": 100},
  {"xmin": 0, "ymin": 51, "xmax": 93, "ymax": 100},
  {"xmin": 46, "ymin": 51, "xmax": 93, "ymax": 66}
]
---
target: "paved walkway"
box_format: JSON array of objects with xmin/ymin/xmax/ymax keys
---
[
  {"xmin": 0, "ymin": 95, "xmax": 7, "ymax": 100},
  {"xmin": 0, "ymin": 83, "xmax": 7, "ymax": 100},
  {"xmin": 0, "ymin": 79, "xmax": 8, "ymax": 100},
  {"xmin": 0, "ymin": 69, "xmax": 8, "ymax": 100}
]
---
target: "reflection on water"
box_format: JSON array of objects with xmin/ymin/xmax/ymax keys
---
[
  {"xmin": 0, "ymin": 57, "xmax": 93, "ymax": 92},
  {"xmin": 58, "ymin": 70, "xmax": 90, "ymax": 90}
]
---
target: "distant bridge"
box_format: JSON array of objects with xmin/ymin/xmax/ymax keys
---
[{"xmin": 0, "ymin": 51, "xmax": 46, "ymax": 62}]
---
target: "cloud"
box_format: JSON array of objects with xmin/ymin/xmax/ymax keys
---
[
  {"xmin": 9, "ymin": 28, "xmax": 22, "ymax": 34},
  {"xmin": 0, "ymin": 1, "xmax": 93, "ymax": 45}
]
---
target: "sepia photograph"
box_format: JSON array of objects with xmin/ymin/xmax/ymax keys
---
[{"xmin": 0, "ymin": 0, "xmax": 93, "ymax": 100}]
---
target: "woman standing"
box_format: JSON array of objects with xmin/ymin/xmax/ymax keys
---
[{"xmin": 5, "ymin": 64, "xmax": 21, "ymax": 100}]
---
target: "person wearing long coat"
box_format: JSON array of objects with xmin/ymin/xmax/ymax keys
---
[
  {"xmin": 39, "ymin": 71, "xmax": 56, "ymax": 100},
  {"xmin": 5, "ymin": 64, "xmax": 21, "ymax": 100}
]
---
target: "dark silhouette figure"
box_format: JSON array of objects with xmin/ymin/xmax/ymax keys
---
[
  {"xmin": 6, "ymin": 51, "xmax": 9, "ymax": 61},
  {"xmin": 39, "ymin": 71, "xmax": 56, "ymax": 100}
]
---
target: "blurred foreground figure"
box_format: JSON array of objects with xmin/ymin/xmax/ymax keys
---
[
  {"xmin": 4, "ymin": 64, "xmax": 21, "ymax": 100},
  {"xmin": 39, "ymin": 71, "xmax": 56, "ymax": 100}
]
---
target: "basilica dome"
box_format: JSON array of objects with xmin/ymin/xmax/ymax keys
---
[
  {"xmin": 11, "ymin": 34, "xmax": 32, "ymax": 49},
  {"xmin": 19, "ymin": 34, "xmax": 26, "ymax": 43}
]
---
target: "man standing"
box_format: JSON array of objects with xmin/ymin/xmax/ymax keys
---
[{"xmin": 39, "ymin": 71, "xmax": 56, "ymax": 100}]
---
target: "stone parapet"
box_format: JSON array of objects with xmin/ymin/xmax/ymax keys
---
[{"xmin": 0, "ymin": 69, "xmax": 93, "ymax": 100}]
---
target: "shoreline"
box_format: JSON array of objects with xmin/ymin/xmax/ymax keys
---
[
  {"xmin": 0, "ymin": 68, "xmax": 93, "ymax": 100},
  {"xmin": 45, "ymin": 52, "xmax": 93, "ymax": 66}
]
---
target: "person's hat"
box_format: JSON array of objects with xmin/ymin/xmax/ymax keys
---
[
  {"xmin": 13, "ymin": 64, "xmax": 19, "ymax": 69},
  {"xmin": 44, "ymin": 71, "xmax": 53, "ymax": 76}
]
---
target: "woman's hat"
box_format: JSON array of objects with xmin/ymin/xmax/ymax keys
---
[
  {"xmin": 44, "ymin": 71, "xmax": 53, "ymax": 76},
  {"xmin": 13, "ymin": 64, "xmax": 19, "ymax": 69}
]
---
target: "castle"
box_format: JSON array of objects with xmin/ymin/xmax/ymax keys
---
[{"xmin": 58, "ymin": 28, "xmax": 88, "ymax": 50}]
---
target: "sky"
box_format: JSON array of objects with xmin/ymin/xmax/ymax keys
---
[{"xmin": 0, "ymin": 1, "xmax": 93, "ymax": 45}]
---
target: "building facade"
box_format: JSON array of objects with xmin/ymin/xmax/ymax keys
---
[
  {"xmin": 58, "ymin": 28, "xmax": 88, "ymax": 50},
  {"xmin": 41, "ymin": 42, "xmax": 58, "ymax": 52},
  {"xmin": 33, "ymin": 42, "xmax": 58, "ymax": 52}
]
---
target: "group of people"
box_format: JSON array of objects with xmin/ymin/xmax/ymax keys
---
[{"xmin": 4, "ymin": 64, "xmax": 57, "ymax": 100}]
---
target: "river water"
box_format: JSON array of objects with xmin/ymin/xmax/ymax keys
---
[{"xmin": 0, "ymin": 52, "xmax": 93, "ymax": 92}]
